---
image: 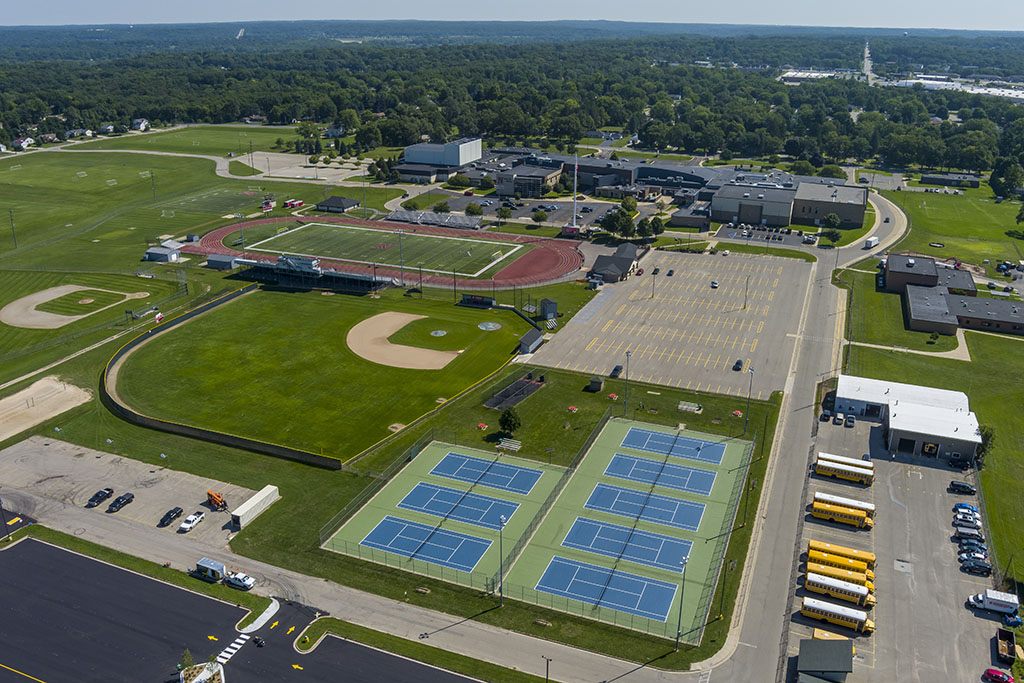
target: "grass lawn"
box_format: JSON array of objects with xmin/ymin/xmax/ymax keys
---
[
  {"xmin": 611, "ymin": 137, "xmax": 632, "ymax": 148},
  {"xmin": 326, "ymin": 186, "xmax": 403, "ymax": 214},
  {"xmin": 298, "ymin": 618, "xmax": 544, "ymax": 683},
  {"xmin": 401, "ymin": 192, "xmax": 451, "ymax": 211},
  {"xmin": 579, "ymin": 137, "xmax": 605, "ymax": 146},
  {"xmin": 846, "ymin": 333, "xmax": 1024, "ymax": 583},
  {"xmin": 716, "ymin": 242, "xmax": 817, "ymax": 262},
  {"xmin": 115, "ymin": 288, "xmax": 528, "ymax": 457},
  {"xmin": 74, "ymin": 125, "xmax": 296, "ymax": 157},
  {"xmin": 613, "ymin": 150, "xmax": 693, "ymax": 162},
  {"xmin": 485, "ymin": 222, "xmax": 563, "ymax": 238},
  {"xmin": 248, "ymin": 222, "xmax": 526, "ymax": 277},
  {"xmin": 657, "ymin": 241, "xmax": 710, "ymax": 253},
  {"xmin": 228, "ymin": 160, "xmax": 263, "ymax": 176},
  {"xmin": 837, "ymin": 269, "xmax": 958, "ymax": 351},
  {"xmin": 833, "ymin": 203, "xmax": 876, "ymax": 248},
  {"xmin": 883, "ymin": 188, "xmax": 1023, "ymax": 269}
]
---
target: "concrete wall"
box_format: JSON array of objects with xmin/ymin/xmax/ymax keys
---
[
  {"xmin": 887, "ymin": 428, "xmax": 978, "ymax": 458},
  {"xmin": 792, "ymin": 199, "xmax": 866, "ymax": 228},
  {"xmin": 710, "ymin": 198, "xmax": 792, "ymax": 226}
]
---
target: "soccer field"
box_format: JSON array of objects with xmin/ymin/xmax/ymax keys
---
[{"xmin": 249, "ymin": 222, "xmax": 525, "ymax": 277}]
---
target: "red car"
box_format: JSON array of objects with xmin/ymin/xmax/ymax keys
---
[
  {"xmin": 636, "ymin": 268, "xmax": 644, "ymax": 276},
  {"xmin": 464, "ymin": 189, "xmax": 474, "ymax": 196},
  {"xmin": 983, "ymin": 669, "xmax": 1014, "ymax": 683}
]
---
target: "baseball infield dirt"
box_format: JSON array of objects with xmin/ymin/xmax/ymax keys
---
[
  {"xmin": 346, "ymin": 312, "xmax": 460, "ymax": 370},
  {"xmin": 0, "ymin": 376, "xmax": 91, "ymax": 442},
  {"xmin": 0, "ymin": 285, "xmax": 149, "ymax": 330}
]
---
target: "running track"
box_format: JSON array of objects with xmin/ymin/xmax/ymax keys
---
[{"xmin": 181, "ymin": 216, "xmax": 584, "ymax": 289}]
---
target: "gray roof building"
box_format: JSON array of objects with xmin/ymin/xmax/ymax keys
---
[
  {"xmin": 316, "ymin": 196, "xmax": 361, "ymax": 212},
  {"xmin": 793, "ymin": 182, "xmax": 868, "ymax": 205},
  {"xmin": 797, "ymin": 639, "xmax": 854, "ymax": 682},
  {"xmin": 888, "ymin": 254, "xmax": 937, "ymax": 278},
  {"xmin": 906, "ymin": 284, "xmax": 958, "ymax": 326}
]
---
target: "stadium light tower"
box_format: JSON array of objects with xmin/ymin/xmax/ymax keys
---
[
  {"xmin": 395, "ymin": 229, "xmax": 405, "ymax": 286},
  {"xmin": 675, "ymin": 555, "xmax": 689, "ymax": 651},
  {"xmin": 744, "ymin": 366, "xmax": 755, "ymax": 435},
  {"xmin": 499, "ymin": 514, "xmax": 507, "ymax": 607}
]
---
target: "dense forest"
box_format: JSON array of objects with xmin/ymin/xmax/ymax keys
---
[
  {"xmin": 870, "ymin": 36, "xmax": 1024, "ymax": 79},
  {"xmin": 3, "ymin": 26, "xmax": 1024, "ymax": 180}
]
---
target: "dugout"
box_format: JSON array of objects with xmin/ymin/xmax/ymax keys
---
[{"xmin": 519, "ymin": 328, "xmax": 543, "ymax": 353}]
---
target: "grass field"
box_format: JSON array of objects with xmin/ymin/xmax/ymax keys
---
[
  {"xmin": 34, "ymin": 288, "xmax": 128, "ymax": 316},
  {"xmin": 485, "ymin": 222, "xmax": 563, "ymax": 238},
  {"xmin": 327, "ymin": 186, "xmax": 404, "ymax": 214},
  {"xmin": 883, "ymin": 188, "xmax": 1023, "ymax": 270},
  {"xmin": 248, "ymin": 222, "xmax": 526, "ymax": 276},
  {"xmin": 833, "ymin": 203, "xmax": 876, "ymax": 248},
  {"xmin": 74, "ymin": 125, "xmax": 296, "ymax": 157},
  {"xmin": 228, "ymin": 160, "xmax": 262, "ymax": 176},
  {"xmin": 846, "ymin": 333, "xmax": 1024, "ymax": 583},
  {"xmin": 614, "ymin": 150, "xmax": 693, "ymax": 162},
  {"xmin": 837, "ymin": 269, "xmax": 958, "ymax": 351},
  {"xmin": 717, "ymin": 242, "xmax": 817, "ymax": 262},
  {"xmin": 401, "ymin": 192, "xmax": 451, "ymax": 211},
  {"xmin": 115, "ymin": 288, "xmax": 528, "ymax": 457}
]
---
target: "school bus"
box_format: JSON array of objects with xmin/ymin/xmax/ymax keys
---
[
  {"xmin": 807, "ymin": 550, "xmax": 876, "ymax": 580},
  {"xmin": 805, "ymin": 572, "xmax": 877, "ymax": 608},
  {"xmin": 807, "ymin": 540, "xmax": 876, "ymax": 569},
  {"xmin": 811, "ymin": 501, "xmax": 874, "ymax": 529},
  {"xmin": 813, "ymin": 460, "xmax": 874, "ymax": 485},
  {"xmin": 806, "ymin": 561, "xmax": 875, "ymax": 592},
  {"xmin": 801, "ymin": 596, "xmax": 875, "ymax": 634},
  {"xmin": 813, "ymin": 491, "xmax": 876, "ymax": 518},
  {"xmin": 818, "ymin": 452, "xmax": 875, "ymax": 471}
]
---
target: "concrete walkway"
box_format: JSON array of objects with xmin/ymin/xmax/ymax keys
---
[{"xmin": 845, "ymin": 327, "xmax": 972, "ymax": 361}]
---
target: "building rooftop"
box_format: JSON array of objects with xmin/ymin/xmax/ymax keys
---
[
  {"xmin": 887, "ymin": 254, "xmax": 938, "ymax": 278},
  {"xmin": 794, "ymin": 182, "xmax": 868, "ymax": 205},
  {"xmin": 948, "ymin": 294, "xmax": 1024, "ymax": 325},
  {"xmin": 715, "ymin": 183, "xmax": 796, "ymax": 203},
  {"xmin": 887, "ymin": 401, "xmax": 982, "ymax": 444},
  {"xmin": 936, "ymin": 267, "xmax": 976, "ymax": 292},
  {"xmin": 505, "ymin": 164, "xmax": 559, "ymax": 178},
  {"xmin": 906, "ymin": 284, "xmax": 958, "ymax": 325},
  {"xmin": 837, "ymin": 374, "xmax": 970, "ymax": 412},
  {"xmin": 317, "ymin": 196, "xmax": 360, "ymax": 209},
  {"xmin": 921, "ymin": 172, "xmax": 981, "ymax": 181},
  {"xmin": 797, "ymin": 639, "xmax": 854, "ymax": 674}
]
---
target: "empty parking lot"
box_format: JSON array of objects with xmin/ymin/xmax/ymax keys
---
[{"xmin": 530, "ymin": 250, "xmax": 812, "ymax": 397}]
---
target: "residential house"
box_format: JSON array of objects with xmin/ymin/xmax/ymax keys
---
[
  {"xmin": 131, "ymin": 118, "xmax": 150, "ymax": 131},
  {"xmin": 99, "ymin": 124, "xmax": 116, "ymax": 134},
  {"xmin": 12, "ymin": 137, "xmax": 34, "ymax": 150}
]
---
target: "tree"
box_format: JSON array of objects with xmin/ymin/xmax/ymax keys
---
[
  {"xmin": 433, "ymin": 201, "xmax": 450, "ymax": 213},
  {"xmin": 448, "ymin": 173, "xmax": 471, "ymax": 188},
  {"xmin": 976, "ymin": 424, "xmax": 994, "ymax": 469},
  {"xmin": 928, "ymin": 331, "xmax": 940, "ymax": 344},
  {"xmin": 650, "ymin": 216, "xmax": 664, "ymax": 235},
  {"xmin": 819, "ymin": 164, "xmax": 848, "ymax": 180},
  {"xmin": 480, "ymin": 175, "xmax": 495, "ymax": 190},
  {"xmin": 822, "ymin": 213, "xmax": 842, "ymax": 230},
  {"xmin": 821, "ymin": 228, "xmax": 842, "ymax": 245},
  {"xmin": 621, "ymin": 196, "xmax": 637, "ymax": 213},
  {"xmin": 1017, "ymin": 203, "xmax": 1024, "ymax": 225},
  {"xmin": 531, "ymin": 209, "xmax": 548, "ymax": 223},
  {"xmin": 789, "ymin": 159, "xmax": 816, "ymax": 176},
  {"xmin": 499, "ymin": 407, "xmax": 521, "ymax": 436},
  {"xmin": 636, "ymin": 217, "xmax": 652, "ymax": 239},
  {"xmin": 497, "ymin": 206, "xmax": 512, "ymax": 225},
  {"xmin": 465, "ymin": 202, "xmax": 482, "ymax": 216}
]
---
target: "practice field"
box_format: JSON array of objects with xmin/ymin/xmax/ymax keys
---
[
  {"xmin": 114, "ymin": 288, "xmax": 527, "ymax": 457},
  {"xmin": 157, "ymin": 185, "xmax": 272, "ymax": 215},
  {"xmin": 73, "ymin": 125, "xmax": 295, "ymax": 157},
  {"xmin": 503, "ymin": 417, "xmax": 752, "ymax": 642},
  {"xmin": 248, "ymin": 222, "xmax": 526, "ymax": 277},
  {"xmin": 324, "ymin": 442, "xmax": 565, "ymax": 584}
]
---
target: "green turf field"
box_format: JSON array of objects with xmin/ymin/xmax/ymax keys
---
[
  {"xmin": 503, "ymin": 418, "xmax": 750, "ymax": 642},
  {"xmin": 114, "ymin": 288, "xmax": 528, "ymax": 456},
  {"xmin": 73, "ymin": 125, "xmax": 296, "ymax": 157},
  {"xmin": 325, "ymin": 442, "xmax": 564, "ymax": 586},
  {"xmin": 248, "ymin": 222, "xmax": 526, "ymax": 276},
  {"xmin": 34, "ymin": 289, "xmax": 128, "ymax": 316}
]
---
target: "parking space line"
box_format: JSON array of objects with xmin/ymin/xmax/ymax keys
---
[{"xmin": 750, "ymin": 338, "xmax": 758, "ymax": 352}]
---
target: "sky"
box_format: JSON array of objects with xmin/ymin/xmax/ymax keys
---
[{"xmin": 4, "ymin": 1, "xmax": 1024, "ymax": 31}]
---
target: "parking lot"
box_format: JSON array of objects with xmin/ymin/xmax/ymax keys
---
[
  {"xmin": 714, "ymin": 223, "xmax": 816, "ymax": 248},
  {"xmin": 0, "ymin": 436, "xmax": 254, "ymax": 545},
  {"xmin": 530, "ymin": 249, "xmax": 812, "ymax": 397},
  {"xmin": 785, "ymin": 418, "xmax": 997, "ymax": 682}
]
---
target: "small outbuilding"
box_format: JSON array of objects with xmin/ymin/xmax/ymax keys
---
[
  {"xmin": 540, "ymin": 298, "xmax": 558, "ymax": 320},
  {"xmin": 796, "ymin": 638, "xmax": 854, "ymax": 682},
  {"xmin": 316, "ymin": 196, "xmax": 361, "ymax": 213},
  {"xmin": 144, "ymin": 246, "xmax": 180, "ymax": 262},
  {"xmin": 206, "ymin": 254, "xmax": 241, "ymax": 270},
  {"xmin": 519, "ymin": 328, "xmax": 543, "ymax": 354}
]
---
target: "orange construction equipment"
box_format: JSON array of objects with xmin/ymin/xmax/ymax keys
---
[{"xmin": 207, "ymin": 491, "xmax": 227, "ymax": 510}]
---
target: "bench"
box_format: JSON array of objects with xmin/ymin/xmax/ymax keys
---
[{"xmin": 497, "ymin": 438, "xmax": 522, "ymax": 452}]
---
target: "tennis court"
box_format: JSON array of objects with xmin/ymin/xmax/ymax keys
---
[
  {"xmin": 561, "ymin": 517, "xmax": 693, "ymax": 572},
  {"xmin": 535, "ymin": 556, "xmax": 678, "ymax": 621},
  {"xmin": 360, "ymin": 515, "xmax": 491, "ymax": 573},
  {"xmin": 585, "ymin": 483, "xmax": 705, "ymax": 532},
  {"xmin": 430, "ymin": 452, "xmax": 543, "ymax": 495},
  {"xmin": 397, "ymin": 482, "xmax": 520, "ymax": 530},
  {"xmin": 605, "ymin": 453, "xmax": 717, "ymax": 496},
  {"xmin": 621, "ymin": 427, "xmax": 727, "ymax": 465}
]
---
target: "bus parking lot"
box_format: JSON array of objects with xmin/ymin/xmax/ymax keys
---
[{"xmin": 785, "ymin": 416, "xmax": 999, "ymax": 682}]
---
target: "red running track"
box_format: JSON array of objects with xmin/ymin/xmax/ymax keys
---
[{"xmin": 182, "ymin": 216, "xmax": 584, "ymax": 289}]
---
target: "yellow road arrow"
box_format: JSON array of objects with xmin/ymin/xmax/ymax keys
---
[
  {"xmin": 270, "ymin": 620, "xmax": 279, "ymax": 629},
  {"xmin": 287, "ymin": 626, "xmax": 295, "ymax": 635},
  {"xmin": 291, "ymin": 664, "xmax": 303, "ymax": 670},
  {"xmin": 207, "ymin": 636, "xmax": 218, "ymax": 641}
]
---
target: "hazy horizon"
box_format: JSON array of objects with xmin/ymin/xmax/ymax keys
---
[{"xmin": 2, "ymin": 1, "xmax": 1023, "ymax": 32}]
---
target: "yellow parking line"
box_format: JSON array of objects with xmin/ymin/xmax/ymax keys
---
[
  {"xmin": 601, "ymin": 320, "xmax": 613, "ymax": 332},
  {"xmin": 585, "ymin": 337, "xmax": 598, "ymax": 351},
  {"xmin": 768, "ymin": 290, "xmax": 775, "ymax": 302},
  {"xmin": 751, "ymin": 338, "xmax": 759, "ymax": 352},
  {"xmin": 773, "ymin": 277, "xmax": 779, "ymax": 287},
  {"xmin": 757, "ymin": 321, "xmax": 764, "ymax": 334}
]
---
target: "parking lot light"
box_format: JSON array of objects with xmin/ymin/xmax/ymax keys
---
[{"xmin": 744, "ymin": 367, "xmax": 755, "ymax": 435}]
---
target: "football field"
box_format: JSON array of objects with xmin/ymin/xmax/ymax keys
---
[{"xmin": 248, "ymin": 222, "xmax": 524, "ymax": 277}]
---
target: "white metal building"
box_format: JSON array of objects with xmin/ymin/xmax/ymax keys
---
[
  {"xmin": 403, "ymin": 137, "xmax": 482, "ymax": 167},
  {"xmin": 835, "ymin": 374, "xmax": 968, "ymax": 419}
]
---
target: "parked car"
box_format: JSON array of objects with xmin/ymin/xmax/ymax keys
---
[
  {"xmin": 959, "ymin": 540, "xmax": 988, "ymax": 554},
  {"xmin": 224, "ymin": 572, "xmax": 256, "ymax": 591},
  {"xmin": 86, "ymin": 488, "xmax": 114, "ymax": 508},
  {"xmin": 652, "ymin": 267, "xmax": 660, "ymax": 275},
  {"xmin": 982, "ymin": 668, "xmax": 1013, "ymax": 683},
  {"xmin": 711, "ymin": 280, "xmax": 720, "ymax": 288},
  {"xmin": 959, "ymin": 551, "xmax": 988, "ymax": 563},
  {"xmin": 832, "ymin": 412, "xmax": 844, "ymax": 425},
  {"xmin": 732, "ymin": 359, "xmax": 744, "ymax": 371},
  {"xmin": 107, "ymin": 492, "xmax": 134, "ymax": 513},
  {"xmin": 636, "ymin": 268, "xmax": 644, "ymax": 276},
  {"xmin": 845, "ymin": 414, "xmax": 856, "ymax": 427},
  {"xmin": 820, "ymin": 409, "xmax": 832, "ymax": 422},
  {"xmin": 159, "ymin": 506, "xmax": 184, "ymax": 527},
  {"xmin": 610, "ymin": 365, "xmax": 623, "ymax": 379},
  {"xmin": 953, "ymin": 503, "xmax": 979, "ymax": 514},
  {"xmin": 949, "ymin": 481, "xmax": 977, "ymax": 495},
  {"xmin": 178, "ymin": 511, "xmax": 205, "ymax": 533},
  {"xmin": 963, "ymin": 560, "xmax": 994, "ymax": 577},
  {"xmin": 667, "ymin": 269, "xmax": 675, "ymax": 276},
  {"xmin": 953, "ymin": 514, "xmax": 981, "ymax": 529}
]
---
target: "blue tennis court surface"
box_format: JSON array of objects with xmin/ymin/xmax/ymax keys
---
[
  {"xmin": 585, "ymin": 483, "xmax": 705, "ymax": 531},
  {"xmin": 430, "ymin": 452, "xmax": 543, "ymax": 495},
  {"xmin": 562, "ymin": 517, "xmax": 693, "ymax": 572},
  {"xmin": 605, "ymin": 453, "xmax": 717, "ymax": 496},
  {"xmin": 535, "ymin": 556, "xmax": 678, "ymax": 621},
  {"xmin": 360, "ymin": 515, "xmax": 491, "ymax": 572},
  {"xmin": 621, "ymin": 427, "xmax": 726, "ymax": 465},
  {"xmin": 397, "ymin": 482, "xmax": 519, "ymax": 530}
]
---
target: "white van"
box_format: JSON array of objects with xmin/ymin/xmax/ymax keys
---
[{"xmin": 954, "ymin": 526, "xmax": 985, "ymax": 542}]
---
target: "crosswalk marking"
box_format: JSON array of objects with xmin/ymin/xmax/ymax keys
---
[{"xmin": 216, "ymin": 634, "xmax": 250, "ymax": 664}]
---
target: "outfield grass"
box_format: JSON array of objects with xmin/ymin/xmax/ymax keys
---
[
  {"xmin": 716, "ymin": 242, "xmax": 817, "ymax": 262},
  {"xmin": 883, "ymin": 188, "xmax": 1022, "ymax": 269},
  {"xmin": 115, "ymin": 288, "xmax": 528, "ymax": 457},
  {"xmin": 401, "ymin": 192, "xmax": 451, "ymax": 211},
  {"xmin": 74, "ymin": 125, "xmax": 295, "ymax": 157},
  {"xmin": 837, "ymin": 269, "xmax": 958, "ymax": 351},
  {"xmin": 485, "ymin": 222, "xmax": 563, "ymax": 238},
  {"xmin": 248, "ymin": 222, "xmax": 525, "ymax": 276},
  {"xmin": 846, "ymin": 333, "xmax": 1024, "ymax": 583}
]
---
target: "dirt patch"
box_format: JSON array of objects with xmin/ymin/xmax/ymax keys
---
[
  {"xmin": 388, "ymin": 423, "xmax": 406, "ymax": 432},
  {"xmin": 0, "ymin": 376, "xmax": 92, "ymax": 442},
  {"xmin": 346, "ymin": 312, "xmax": 460, "ymax": 370},
  {"xmin": 78, "ymin": 298, "xmax": 95, "ymax": 305}
]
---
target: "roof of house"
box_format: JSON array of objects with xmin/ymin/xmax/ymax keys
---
[
  {"xmin": 887, "ymin": 400, "xmax": 982, "ymax": 444},
  {"xmin": 161, "ymin": 239, "xmax": 184, "ymax": 250},
  {"xmin": 837, "ymin": 374, "xmax": 970, "ymax": 412},
  {"xmin": 921, "ymin": 172, "xmax": 981, "ymax": 181},
  {"xmin": 207, "ymin": 253, "xmax": 239, "ymax": 263},
  {"xmin": 797, "ymin": 639, "xmax": 854, "ymax": 674},
  {"xmin": 590, "ymin": 254, "xmax": 631, "ymax": 278},
  {"xmin": 794, "ymin": 182, "xmax": 868, "ymax": 204},
  {"xmin": 906, "ymin": 284, "xmax": 958, "ymax": 325},
  {"xmin": 887, "ymin": 254, "xmax": 938, "ymax": 277},
  {"xmin": 316, "ymin": 196, "xmax": 360, "ymax": 209},
  {"xmin": 505, "ymin": 164, "xmax": 560, "ymax": 179},
  {"xmin": 948, "ymin": 294, "xmax": 1024, "ymax": 325}
]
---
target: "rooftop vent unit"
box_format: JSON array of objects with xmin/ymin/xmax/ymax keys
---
[
  {"xmin": 758, "ymin": 194, "xmax": 765, "ymax": 199},
  {"xmin": 908, "ymin": 259, "xmax": 916, "ymax": 267},
  {"xmin": 743, "ymin": 192, "xmax": 750, "ymax": 198}
]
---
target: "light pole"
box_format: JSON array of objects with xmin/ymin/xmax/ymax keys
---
[
  {"xmin": 675, "ymin": 555, "xmax": 689, "ymax": 651},
  {"xmin": 235, "ymin": 213, "xmax": 246, "ymax": 257},
  {"xmin": 499, "ymin": 514, "xmax": 507, "ymax": 607},
  {"xmin": 744, "ymin": 367, "xmax": 755, "ymax": 435},
  {"xmin": 651, "ymin": 269, "xmax": 656, "ymax": 299},
  {"xmin": 623, "ymin": 350, "xmax": 632, "ymax": 417},
  {"xmin": 542, "ymin": 655, "xmax": 552, "ymax": 682},
  {"xmin": 396, "ymin": 230, "xmax": 405, "ymax": 286}
]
